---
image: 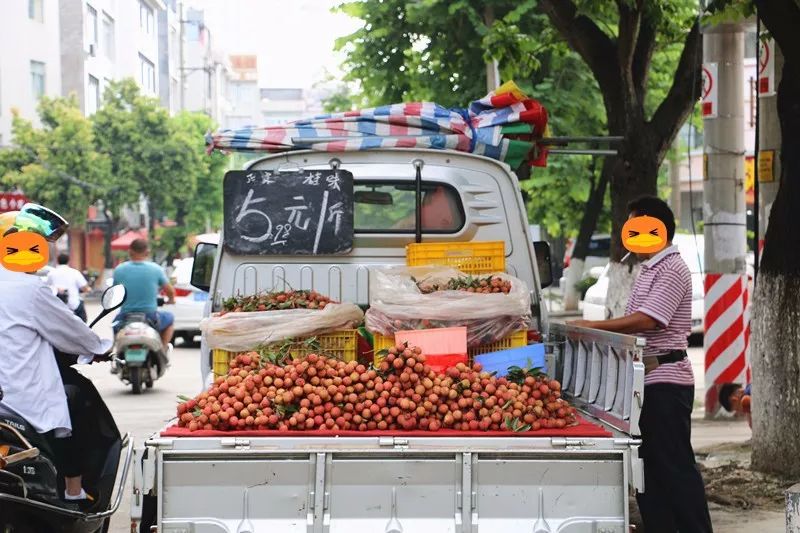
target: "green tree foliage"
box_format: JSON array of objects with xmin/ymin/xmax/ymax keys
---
[
  {"xmin": 334, "ymin": 0, "xmax": 702, "ymax": 265},
  {"xmin": 92, "ymin": 79, "xmax": 227, "ymax": 259},
  {"xmin": 0, "ymin": 96, "xmax": 111, "ymax": 225}
]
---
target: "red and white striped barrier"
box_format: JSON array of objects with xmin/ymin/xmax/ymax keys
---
[{"xmin": 704, "ymin": 273, "xmax": 751, "ymax": 415}]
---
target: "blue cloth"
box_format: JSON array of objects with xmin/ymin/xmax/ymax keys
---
[
  {"xmin": 113, "ymin": 311, "xmax": 174, "ymax": 334},
  {"xmin": 744, "ymin": 383, "xmax": 751, "ymax": 396},
  {"xmin": 112, "ymin": 261, "xmax": 168, "ymax": 314}
]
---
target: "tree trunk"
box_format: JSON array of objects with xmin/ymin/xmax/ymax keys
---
[
  {"xmin": 751, "ymin": 58, "xmax": 800, "ymax": 476},
  {"xmin": 564, "ymin": 158, "xmax": 610, "ymax": 310},
  {"xmin": 605, "ymin": 135, "xmax": 660, "ymax": 317}
]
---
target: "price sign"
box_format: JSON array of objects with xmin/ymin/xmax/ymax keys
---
[{"xmin": 223, "ymin": 169, "xmax": 354, "ymax": 255}]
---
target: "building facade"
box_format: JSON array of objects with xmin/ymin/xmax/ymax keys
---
[
  {"xmin": 0, "ymin": 0, "xmax": 62, "ymax": 145},
  {"xmin": 59, "ymin": 0, "xmax": 168, "ymax": 116},
  {"xmin": 225, "ymin": 54, "xmax": 260, "ymax": 129},
  {"xmin": 182, "ymin": 7, "xmax": 230, "ymax": 125}
]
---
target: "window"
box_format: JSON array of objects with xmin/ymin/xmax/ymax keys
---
[
  {"xmin": 28, "ymin": 0, "xmax": 43, "ymax": 22},
  {"xmin": 86, "ymin": 5, "xmax": 98, "ymax": 52},
  {"xmin": 102, "ymin": 14, "xmax": 115, "ymax": 59},
  {"xmin": 354, "ymin": 182, "xmax": 464, "ymax": 233},
  {"xmin": 139, "ymin": 1, "xmax": 154, "ymax": 35},
  {"xmin": 30, "ymin": 61, "xmax": 46, "ymax": 99},
  {"xmin": 87, "ymin": 75, "xmax": 99, "ymax": 114},
  {"xmin": 139, "ymin": 54, "xmax": 155, "ymax": 93}
]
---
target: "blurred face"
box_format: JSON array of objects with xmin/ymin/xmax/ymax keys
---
[
  {"xmin": 728, "ymin": 388, "xmax": 746, "ymax": 413},
  {"xmin": 624, "ymin": 212, "xmax": 668, "ymax": 260},
  {"xmin": 1, "ymin": 231, "xmax": 49, "ymax": 272}
]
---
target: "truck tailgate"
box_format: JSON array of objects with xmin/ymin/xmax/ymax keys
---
[{"xmin": 141, "ymin": 431, "xmax": 634, "ymax": 533}]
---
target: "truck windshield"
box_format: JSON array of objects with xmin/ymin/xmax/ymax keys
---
[{"xmin": 354, "ymin": 182, "xmax": 465, "ymax": 233}]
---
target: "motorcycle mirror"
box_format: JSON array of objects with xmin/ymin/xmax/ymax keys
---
[{"xmin": 101, "ymin": 285, "xmax": 126, "ymax": 311}]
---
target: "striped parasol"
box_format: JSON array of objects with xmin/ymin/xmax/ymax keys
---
[{"xmin": 207, "ymin": 81, "xmax": 549, "ymax": 168}]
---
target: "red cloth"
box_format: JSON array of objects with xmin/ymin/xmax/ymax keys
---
[{"xmin": 160, "ymin": 414, "xmax": 611, "ymax": 438}]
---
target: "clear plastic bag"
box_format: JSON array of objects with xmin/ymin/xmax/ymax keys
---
[
  {"xmin": 201, "ymin": 303, "xmax": 364, "ymax": 352},
  {"xmin": 365, "ymin": 266, "xmax": 531, "ymax": 346}
]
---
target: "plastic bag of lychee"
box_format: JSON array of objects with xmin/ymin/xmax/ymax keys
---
[{"xmin": 176, "ymin": 344, "xmax": 577, "ymax": 433}]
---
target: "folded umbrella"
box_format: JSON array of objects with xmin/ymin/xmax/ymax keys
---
[{"xmin": 207, "ymin": 81, "xmax": 549, "ymax": 168}]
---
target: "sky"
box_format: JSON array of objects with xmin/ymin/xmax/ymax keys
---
[{"xmin": 187, "ymin": 0, "xmax": 363, "ymax": 89}]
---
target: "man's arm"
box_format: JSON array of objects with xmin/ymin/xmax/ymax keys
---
[
  {"xmin": 157, "ymin": 265, "xmax": 176, "ymax": 304},
  {"xmin": 163, "ymin": 282, "xmax": 176, "ymax": 304},
  {"xmin": 29, "ymin": 283, "xmax": 112, "ymax": 358},
  {"xmin": 77, "ymin": 270, "xmax": 91, "ymax": 293},
  {"xmin": 568, "ymin": 311, "xmax": 660, "ymax": 334}
]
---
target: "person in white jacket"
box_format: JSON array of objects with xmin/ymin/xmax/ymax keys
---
[{"xmin": 0, "ymin": 205, "xmax": 111, "ymax": 504}]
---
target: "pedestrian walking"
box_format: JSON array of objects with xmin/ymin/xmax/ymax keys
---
[{"xmin": 47, "ymin": 253, "xmax": 91, "ymax": 322}]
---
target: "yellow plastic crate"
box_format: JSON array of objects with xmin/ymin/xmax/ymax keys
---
[
  {"xmin": 405, "ymin": 241, "xmax": 505, "ymax": 274},
  {"xmin": 372, "ymin": 330, "xmax": 527, "ymax": 365},
  {"xmin": 212, "ymin": 330, "xmax": 359, "ymax": 376}
]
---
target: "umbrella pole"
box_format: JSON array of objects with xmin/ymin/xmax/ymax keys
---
[{"xmin": 414, "ymin": 160, "xmax": 423, "ymax": 244}]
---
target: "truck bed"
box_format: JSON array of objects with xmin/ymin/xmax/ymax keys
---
[{"xmin": 133, "ymin": 321, "xmax": 646, "ymax": 533}]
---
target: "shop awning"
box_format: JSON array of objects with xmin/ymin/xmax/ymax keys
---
[{"xmin": 111, "ymin": 229, "xmax": 148, "ymax": 251}]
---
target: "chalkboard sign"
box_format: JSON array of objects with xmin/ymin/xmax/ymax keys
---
[{"xmin": 223, "ymin": 169, "xmax": 354, "ymax": 255}]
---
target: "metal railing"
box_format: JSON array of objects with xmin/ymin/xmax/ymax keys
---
[{"xmin": 547, "ymin": 323, "xmax": 645, "ymax": 436}]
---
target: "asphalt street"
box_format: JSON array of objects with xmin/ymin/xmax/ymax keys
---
[{"xmin": 76, "ymin": 302, "xmax": 713, "ymax": 532}]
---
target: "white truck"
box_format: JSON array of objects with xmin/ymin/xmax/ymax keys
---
[{"xmin": 131, "ymin": 148, "xmax": 645, "ymax": 533}]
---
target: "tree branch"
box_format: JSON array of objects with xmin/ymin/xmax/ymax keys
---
[
  {"xmin": 632, "ymin": 17, "xmax": 656, "ymax": 106},
  {"xmin": 648, "ymin": 21, "xmax": 702, "ymax": 157},
  {"xmin": 537, "ymin": 0, "xmax": 621, "ymax": 101},
  {"xmin": 754, "ymin": 0, "xmax": 800, "ymax": 66},
  {"xmin": 616, "ymin": 0, "xmax": 641, "ymax": 78}
]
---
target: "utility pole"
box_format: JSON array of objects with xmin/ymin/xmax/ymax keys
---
[
  {"xmin": 757, "ymin": 42, "xmax": 782, "ymax": 260},
  {"xmin": 702, "ymin": 22, "xmax": 748, "ymax": 417},
  {"xmin": 483, "ymin": 5, "xmax": 500, "ymax": 92},
  {"xmin": 669, "ymin": 136, "xmax": 682, "ymax": 228}
]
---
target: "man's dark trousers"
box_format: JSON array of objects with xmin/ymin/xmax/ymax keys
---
[{"xmin": 636, "ymin": 383, "xmax": 713, "ymax": 532}]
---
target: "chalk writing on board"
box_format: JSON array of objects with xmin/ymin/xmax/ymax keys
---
[{"xmin": 223, "ymin": 168, "xmax": 354, "ymax": 255}]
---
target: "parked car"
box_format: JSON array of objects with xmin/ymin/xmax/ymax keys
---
[
  {"xmin": 162, "ymin": 234, "xmax": 219, "ymax": 344},
  {"xmin": 582, "ymin": 233, "xmax": 705, "ymax": 334},
  {"xmin": 558, "ymin": 233, "xmax": 611, "ymax": 289}
]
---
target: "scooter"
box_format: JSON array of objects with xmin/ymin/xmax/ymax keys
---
[
  {"xmin": 0, "ymin": 285, "xmax": 133, "ymax": 533},
  {"xmin": 111, "ymin": 298, "xmax": 171, "ymax": 395}
]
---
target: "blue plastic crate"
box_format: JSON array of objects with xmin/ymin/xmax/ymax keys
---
[{"xmin": 474, "ymin": 343, "xmax": 546, "ymax": 377}]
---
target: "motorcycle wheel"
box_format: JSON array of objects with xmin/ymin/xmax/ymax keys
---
[{"xmin": 131, "ymin": 367, "xmax": 143, "ymax": 395}]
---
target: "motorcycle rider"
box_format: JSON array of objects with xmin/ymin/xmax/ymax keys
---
[
  {"xmin": 112, "ymin": 238, "xmax": 176, "ymax": 348},
  {"xmin": 0, "ymin": 204, "xmax": 112, "ymax": 505}
]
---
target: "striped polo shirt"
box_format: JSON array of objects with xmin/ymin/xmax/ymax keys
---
[{"xmin": 625, "ymin": 245, "xmax": 695, "ymax": 386}]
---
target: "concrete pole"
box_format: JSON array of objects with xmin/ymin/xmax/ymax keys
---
[
  {"xmin": 669, "ymin": 136, "xmax": 682, "ymax": 228},
  {"xmin": 483, "ymin": 5, "xmax": 500, "ymax": 93},
  {"xmin": 702, "ymin": 24, "xmax": 747, "ymax": 417},
  {"xmin": 788, "ymin": 483, "xmax": 800, "ymax": 532},
  {"xmin": 758, "ymin": 43, "xmax": 783, "ymax": 254}
]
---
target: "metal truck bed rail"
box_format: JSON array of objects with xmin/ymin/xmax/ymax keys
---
[{"xmin": 548, "ymin": 323, "xmax": 645, "ymax": 437}]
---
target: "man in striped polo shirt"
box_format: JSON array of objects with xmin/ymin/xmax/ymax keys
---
[{"xmin": 571, "ymin": 196, "xmax": 712, "ymax": 532}]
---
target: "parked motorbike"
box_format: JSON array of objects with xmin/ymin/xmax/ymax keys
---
[
  {"xmin": 111, "ymin": 298, "xmax": 171, "ymax": 395},
  {"xmin": 0, "ymin": 285, "xmax": 133, "ymax": 533}
]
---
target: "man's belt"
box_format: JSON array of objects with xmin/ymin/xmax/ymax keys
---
[{"xmin": 643, "ymin": 349, "xmax": 688, "ymax": 374}]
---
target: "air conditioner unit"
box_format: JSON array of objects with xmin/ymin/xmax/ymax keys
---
[{"xmin": 88, "ymin": 43, "xmax": 97, "ymax": 57}]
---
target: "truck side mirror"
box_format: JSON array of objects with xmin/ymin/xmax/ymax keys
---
[
  {"xmin": 190, "ymin": 242, "xmax": 218, "ymax": 292},
  {"xmin": 534, "ymin": 241, "xmax": 553, "ymax": 289}
]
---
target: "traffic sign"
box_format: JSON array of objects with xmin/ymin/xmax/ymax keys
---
[
  {"xmin": 758, "ymin": 38, "xmax": 775, "ymax": 97},
  {"xmin": 702, "ymin": 63, "xmax": 718, "ymax": 118}
]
